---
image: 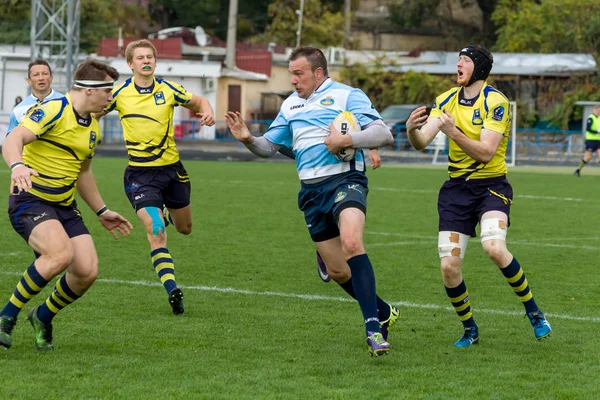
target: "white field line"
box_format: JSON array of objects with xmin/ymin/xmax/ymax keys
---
[
  {"xmin": 366, "ymin": 232, "xmax": 600, "ymax": 250},
  {"xmin": 0, "ymin": 271, "xmax": 598, "ymax": 323},
  {"xmin": 203, "ymin": 180, "xmax": 588, "ymax": 203}
]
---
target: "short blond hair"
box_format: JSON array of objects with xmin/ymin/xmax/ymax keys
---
[{"xmin": 125, "ymin": 39, "xmax": 157, "ymax": 63}]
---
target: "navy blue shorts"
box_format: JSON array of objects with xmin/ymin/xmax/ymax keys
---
[
  {"xmin": 8, "ymin": 193, "xmax": 89, "ymax": 242},
  {"xmin": 124, "ymin": 161, "xmax": 191, "ymax": 211},
  {"xmin": 438, "ymin": 176, "xmax": 513, "ymax": 237},
  {"xmin": 585, "ymin": 140, "xmax": 600, "ymax": 152},
  {"xmin": 298, "ymin": 171, "xmax": 369, "ymax": 242}
]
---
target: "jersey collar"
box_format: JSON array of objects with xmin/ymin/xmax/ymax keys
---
[
  {"xmin": 29, "ymin": 89, "xmax": 57, "ymax": 104},
  {"xmin": 133, "ymin": 77, "xmax": 156, "ymax": 94}
]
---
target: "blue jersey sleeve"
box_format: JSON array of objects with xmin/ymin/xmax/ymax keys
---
[
  {"xmin": 263, "ymin": 111, "xmax": 292, "ymax": 148},
  {"xmin": 346, "ymin": 88, "xmax": 381, "ymax": 128},
  {"xmin": 6, "ymin": 111, "xmax": 18, "ymax": 134}
]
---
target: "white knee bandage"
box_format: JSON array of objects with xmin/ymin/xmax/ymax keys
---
[
  {"xmin": 480, "ymin": 218, "xmax": 507, "ymax": 243},
  {"xmin": 438, "ymin": 231, "xmax": 470, "ymax": 259}
]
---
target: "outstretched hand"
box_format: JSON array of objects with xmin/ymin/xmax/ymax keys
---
[
  {"xmin": 406, "ymin": 106, "xmax": 429, "ymax": 132},
  {"xmin": 99, "ymin": 210, "xmax": 133, "ymax": 240},
  {"xmin": 224, "ymin": 111, "xmax": 253, "ymax": 144},
  {"xmin": 10, "ymin": 165, "xmax": 39, "ymax": 194}
]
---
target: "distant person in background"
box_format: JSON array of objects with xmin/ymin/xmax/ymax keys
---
[
  {"xmin": 6, "ymin": 59, "xmax": 64, "ymax": 136},
  {"xmin": 14, "ymin": 96, "xmax": 23, "ymax": 106},
  {"xmin": 574, "ymin": 105, "xmax": 600, "ymax": 177}
]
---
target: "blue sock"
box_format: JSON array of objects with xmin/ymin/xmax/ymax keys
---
[
  {"xmin": 338, "ymin": 278, "xmax": 391, "ymax": 321},
  {"xmin": 346, "ymin": 254, "xmax": 380, "ymax": 334}
]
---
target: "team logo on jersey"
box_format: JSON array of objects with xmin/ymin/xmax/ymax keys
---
[
  {"xmin": 493, "ymin": 105, "xmax": 505, "ymax": 121},
  {"xmin": 28, "ymin": 109, "xmax": 45, "ymax": 123},
  {"xmin": 432, "ymin": 100, "xmax": 437, "ymax": 109},
  {"xmin": 89, "ymin": 131, "xmax": 97, "ymax": 150},
  {"xmin": 334, "ymin": 191, "xmax": 347, "ymax": 203},
  {"xmin": 320, "ymin": 96, "xmax": 335, "ymax": 106},
  {"xmin": 472, "ymin": 109, "xmax": 483, "ymax": 125},
  {"xmin": 154, "ymin": 91, "xmax": 166, "ymax": 105}
]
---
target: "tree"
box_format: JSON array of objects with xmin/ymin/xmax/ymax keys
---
[
  {"xmin": 149, "ymin": 0, "xmax": 220, "ymax": 36},
  {"xmin": 493, "ymin": 0, "xmax": 600, "ymax": 59},
  {"xmin": 339, "ymin": 61, "xmax": 455, "ymax": 111},
  {"xmin": 81, "ymin": 0, "xmax": 151, "ymax": 53},
  {"xmin": 251, "ymin": 0, "xmax": 345, "ymax": 48},
  {"xmin": 0, "ymin": 0, "xmax": 31, "ymax": 44},
  {"xmin": 0, "ymin": 0, "xmax": 150, "ymax": 54}
]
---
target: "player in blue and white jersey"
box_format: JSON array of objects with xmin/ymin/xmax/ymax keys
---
[
  {"xmin": 225, "ymin": 47, "xmax": 398, "ymax": 356},
  {"xmin": 6, "ymin": 59, "xmax": 64, "ymax": 138}
]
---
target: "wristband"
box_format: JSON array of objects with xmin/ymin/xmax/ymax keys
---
[
  {"xmin": 10, "ymin": 161, "xmax": 25, "ymax": 170},
  {"xmin": 95, "ymin": 205, "xmax": 109, "ymax": 217}
]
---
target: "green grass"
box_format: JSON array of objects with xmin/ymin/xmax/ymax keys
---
[{"xmin": 1, "ymin": 158, "xmax": 600, "ymax": 399}]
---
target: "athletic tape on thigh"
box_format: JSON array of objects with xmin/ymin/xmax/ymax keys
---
[
  {"xmin": 144, "ymin": 206, "xmax": 165, "ymax": 236},
  {"xmin": 438, "ymin": 231, "xmax": 470, "ymax": 259},
  {"xmin": 480, "ymin": 218, "xmax": 507, "ymax": 243}
]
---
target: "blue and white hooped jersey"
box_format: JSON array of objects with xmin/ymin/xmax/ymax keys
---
[
  {"xmin": 264, "ymin": 78, "xmax": 382, "ymax": 181},
  {"xmin": 6, "ymin": 89, "xmax": 65, "ymax": 135}
]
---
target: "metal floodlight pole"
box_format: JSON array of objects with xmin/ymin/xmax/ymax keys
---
[
  {"xmin": 225, "ymin": 0, "xmax": 239, "ymax": 70},
  {"xmin": 30, "ymin": 0, "xmax": 80, "ymax": 90},
  {"xmin": 296, "ymin": 0, "xmax": 305, "ymax": 48}
]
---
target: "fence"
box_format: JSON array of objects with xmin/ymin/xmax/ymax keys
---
[{"xmin": 0, "ymin": 112, "xmax": 588, "ymax": 166}]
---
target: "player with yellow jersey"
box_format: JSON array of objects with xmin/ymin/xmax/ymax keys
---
[
  {"xmin": 97, "ymin": 39, "xmax": 215, "ymax": 315},
  {"xmin": 406, "ymin": 45, "xmax": 551, "ymax": 347},
  {"xmin": 0, "ymin": 60, "xmax": 132, "ymax": 352}
]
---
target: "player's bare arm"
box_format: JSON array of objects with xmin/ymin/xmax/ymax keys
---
[
  {"xmin": 77, "ymin": 159, "xmax": 133, "ymax": 239},
  {"xmin": 224, "ymin": 111, "xmax": 282, "ymax": 158},
  {"xmin": 2, "ymin": 126, "xmax": 39, "ymax": 193},
  {"xmin": 439, "ymin": 110, "xmax": 503, "ymax": 163},
  {"xmin": 407, "ymin": 106, "xmax": 439, "ymax": 150},
  {"xmin": 186, "ymin": 95, "xmax": 215, "ymax": 126}
]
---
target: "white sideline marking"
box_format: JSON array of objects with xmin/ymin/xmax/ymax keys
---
[
  {"xmin": 0, "ymin": 271, "xmax": 598, "ymax": 323},
  {"xmin": 366, "ymin": 232, "xmax": 600, "ymax": 250},
  {"xmin": 374, "ymin": 187, "xmax": 585, "ymax": 202},
  {"xmin": 205, "ymin": 180, "xmax": 588, "ymax": 203}
]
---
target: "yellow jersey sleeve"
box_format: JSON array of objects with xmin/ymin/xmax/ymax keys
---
[
  {"xmin": 483, "ymin": 94, "xmax": 510, "ymax": 136},
  {"xmin": 163, "ymin": 80, "xmax": 193, "ymax": 106},
  {"xmin": 20, "ymin": 98, "xmax": 66, "ymax": 137},
  {"xmin": 430, "ymin": 88, "xmax": 460, "ymax": 119}
]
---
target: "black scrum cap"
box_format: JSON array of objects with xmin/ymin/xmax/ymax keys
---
[{"xmin": 459, "ymin": 45, "xmax": 493, "ymax": 86}]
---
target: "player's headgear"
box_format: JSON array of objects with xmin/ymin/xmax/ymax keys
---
[{"xmin": 459, "ymin": 45, "xmax": 493, "ymax": 86}]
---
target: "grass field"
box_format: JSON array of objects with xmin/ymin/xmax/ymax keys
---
[{"xmin": 1, "ymin": 158, "xmax": 600, "ymax": 399}]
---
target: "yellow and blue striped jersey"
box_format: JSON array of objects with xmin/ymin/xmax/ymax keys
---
[
  {"xmin": 18, "ymin": 94, "xmax": 101, "ymax": 206},
  {"xmin": 105, "ymin": 77, "xmax": 193, "ymax": 167},
  {"xmin": 430, "ymin": 82, "xmax": 511, "ymax": 179}
]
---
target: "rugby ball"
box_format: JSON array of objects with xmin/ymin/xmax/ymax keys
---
[{"xmin": 332, "ymin": 111, "xmax": 359, "ymax": 162}]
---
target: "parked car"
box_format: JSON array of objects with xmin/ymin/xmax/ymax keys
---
[{"xmin": 380, "ymin": 104, "xmax": 432, "ymax": 149}]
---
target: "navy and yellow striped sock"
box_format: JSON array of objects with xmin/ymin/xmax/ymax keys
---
[
  {"xmin": 501, "ymin": 257, "xmax": 538, "ymax": 313},
  {"xmin": 0, "ymin": 263, "xmax": 49, "ymax": 318},
  {"xmin": 36, "ymin": 274, "xmax": 81, "ymax": 324},
  {"xmin": 445, "ymin": 280, "xmax": 475, "ymax": 328},
  {"xmin": 577, "ymin": 159, "xmax": 588, "ymax": 171},
  {"xmin": 151, "ymin": 247, "xmax": 177, "ymax": 294}
]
